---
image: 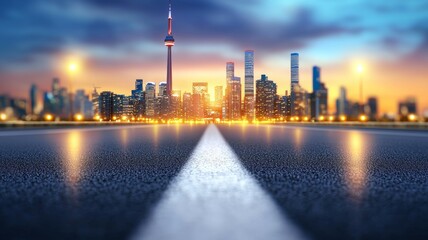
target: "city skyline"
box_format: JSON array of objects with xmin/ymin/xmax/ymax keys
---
[{"xmin": 0, "ymin": 1, "xmax": 428, "ymax": 115}]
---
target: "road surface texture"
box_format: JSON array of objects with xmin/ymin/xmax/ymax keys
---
[
  {"xmin": 218, "ymin": 124, "xmax": 428, "ymax": 240},
  {"xmin": 1, "ymin": 124, "xmax": 427, "ymax": 240}
]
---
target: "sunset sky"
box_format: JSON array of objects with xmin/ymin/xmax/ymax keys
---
[{"xmin": 0, "ymin": 0, "xmax": 427, "ymax": 115}]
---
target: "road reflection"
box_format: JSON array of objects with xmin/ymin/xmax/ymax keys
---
[
  {"xmin": 64, "ymin": 131, "xmax": 85, "ymax": 194},
  {"xmin": 174, "ymin": 123, "xmax": 181, "ymax": 141},
  {"xmin": 120, "ymin": 129, "xmax": 129, "ymax": 148},
  {"xmin": 152, "ymin": 125, "xmax": 159, "ymax": 149},
  {"xmin": 293, "ymin": 128, "xmax": 303, "ymax": 152},
  {"xmin": 344, "ymin": 131, "xmax": 371, "ymax": 202}
]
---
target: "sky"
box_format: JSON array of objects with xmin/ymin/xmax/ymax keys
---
[{"xmin": 0, "ymin": 0, "xmax": 428, "ymax": 115}]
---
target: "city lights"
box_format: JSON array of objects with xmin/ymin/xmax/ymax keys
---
[
  {"xmin": 75, "ymin": 114, "xmax": 83, "ymax": 121},
  {"xmin": 44, "ymin": 114, "xmax": 53, "ymax": 121},
  {"xmin": 0, "ymin": 3, "xmax": 425, "ymax": 126},
  {"xmin": 0, "ymin": 113, "xmax": 6, "ymax": 121}
]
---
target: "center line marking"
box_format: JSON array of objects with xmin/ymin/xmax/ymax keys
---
[{"xmin": 132, "ymin": 124, "xmax": 308, "ymax": 240}]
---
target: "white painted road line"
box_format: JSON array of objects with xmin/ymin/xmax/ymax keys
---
[{"xmin": 132, "ymin": 124, "xmax": 308, "ymax": 240}]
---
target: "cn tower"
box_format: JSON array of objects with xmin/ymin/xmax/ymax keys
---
[{"xmin": 164, "ymin": 0, "xmax": 175, "ymax": 96}]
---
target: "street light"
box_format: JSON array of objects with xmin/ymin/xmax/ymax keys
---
[
  {"xmin": 359, "ymin": 115, "xmax": 367, "ymax": 122},
  {"xmin": 45, "ymin": 114, "xmax": 53, "ymax": 121},
  {"xmin": 408, "ymin": 114, "xmax": 417, "ymax": 122},
  {"xmin": 75, "ymin": 113, "xmax": 83, "ymax": 121}
]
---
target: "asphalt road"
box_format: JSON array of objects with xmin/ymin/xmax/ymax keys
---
[{"xmin": 1, "ymin": 124, "xmax": 427, "ymax": 240}]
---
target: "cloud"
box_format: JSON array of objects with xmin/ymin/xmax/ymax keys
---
[{"xmin": 0, "ymin": 0, "xmax": 355, "ymax": 70}]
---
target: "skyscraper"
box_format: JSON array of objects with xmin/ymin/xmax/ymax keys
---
[
  {"xmin": 227, "ymin": 77, "xmax": 241, "ymax": 120},
  {"xmin": 291, "ymin": 53, "xmax": 299, "ymax": 84},
  {"xmin": 159, "ymin": 82, "xmax": 167, "ymax": 96},
  {"xmin": 92, "ymin": 87, "xmax": 100, "ymax": 118},
  {"xmin": 244, "ymin": 50, "xmax": 255, "ymax": 120},
  {"xmin": 312, "ymin": 66, "xmax": 321, "ymax": 92},
  {"xmin": 192, "ymin": 82, "xmax": 209, "ymax": 119},
  {"xmin": 367, "ymin": 97, "xmax": 378, "ymax": 121},
  {"xmin": 182, "ymin": 92, "xmax": 192, "ymax": 120},
  {"xmin": 310, "ymin": 66, "xmax": 328, "ymax": 120},
  {"xmin": 226, "ymin": 62, "xmax": 234, "ymax": 83},
  {"xmin": 398, "ymin": 97, "xmax": 417, "ymax": 121},
  {"xmin": 245, "ymin": 50, "xmax": 254, "ymax": 96},
  {"xmin": 214, "ymin": 86, "xmax": 223, "ymax": 109},
  {"xmin": 336, "ymin": 86, "xmax": 349, "ymax": 117},
  {"xmin": 170, "ymin": 90, "xmax": 182, "ymax": 118},
  {"xmin": 224, "ymin": 62, "xmax": 235, "ymax": 120},
  {"xmin": 135, "ymin": 79, "xmax": 143, "ymax": 92},
  {"xmin": 113, "ymin": 94, "xmax": 124, "ymax": 119},
  {"xmin": 165, "ymin": 1, "xmax": 175, "ymax": 96},
  {"xmin": 30, "ymin": 84, "xmax": 40, "ymax": 115},
  {"xmin": 192, "ymin": 82, "xmax": 208, "ymax": 95},
  {"xmin": 256, "ymin": 74, "xmax": 277, "ymax": 120},
  {"xmin": 99, "ymin": 91, "xmax": 113, "ymax": 121},
  {"xmin": 290, "ymin": 53, "xmax": 300, "ymax": 116},
  {"xmin": 145, "ymin": 82, "xmax": 156, "ymax": 117}
]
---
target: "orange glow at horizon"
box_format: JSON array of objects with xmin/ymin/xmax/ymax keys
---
[{"xmin": 2, "ymin": 51, "xmax": 427, "ymax": 116}]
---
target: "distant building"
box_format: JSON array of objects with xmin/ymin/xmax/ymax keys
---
[
  {"xmin": 132, "ymin": 79, "xmax": 145, "ymax": 117},
  {"xmin": 192, "ymin": 82, "xmax": 209, "ymax": 119},
  {"xmin": 92, "ymin": 88, "xmax": 100, "ymax": 118},
  {"xmin": 135, "ymin": 79, "xmax": 143, "ymax": 92},
  {"xmin": 99, "ymin": 91, "xmax": 113, "ymax": 121},
  {"xmin": 156, "ymin": 95, "xmax": 170, "ymax": 119},
  {"xmin": 226, "ymin": 62, "xmax": 234, "ymax": 84},
  {"xmin": 214, "ymin": 86, "xmax": 223, "ymax": 109},
  {"xmin": 244, "ymin": 50, "xmax": 255, "ymax": 120},
  {"xmin": 159, "ymin": 82, "xmax": 167, "ymax": 97},
  {"xmin": 182, "ymin": 92, "xmax": 192, "ymax": 120},
  {"xmin": 227, "ymin": 77, "xmax": 241, "ymax": 120},
  {"xmin": 398, "ymin": 97, "xmax": 417, "ymax": 121},
  {"xmin": 312, "ymin": 66, "xmax": 321, "ymax": 92},
  {"xmin": 145, "ymin": 82, "xmax": 156, "ymax": 117},
  {"xmin": 244, "ymin": 50, "xmax": 255, "ymax": 97},
  {"xmin": 310, "ymin": 66, "xmax": 328, "ymax": 120},
  {"xmin": 291, "ymin": 53, "xmax": 299, "ymax": 84},
  {"xmin": 336, "ymin": 86, "xmax": 350, "ymax": 117},
  {"xmin": 113, "ymin": 94, "xmax": 124, "ymax": 119},
  {"xmin": 290, "ymin": 53, "xmax": 300, "ymax": 116},
  {"xmin": 123, "ymin": 96, "xmax": 134, "ymax": 118},
  {"xmin": 30, "ymin": 84, "xmax": 41, "ymax": 115},
  {"xmin": 10, "ymin": 98, "xmax": 27, "ymax": 119},
  {"xmin": 367, "ymin": 97, "xmax": 378, "ymax": 121},
  {"xmin": 170, "ymin": 90, "xmax": 182, "ymax": 118},
  {"xmin": 74, "ymin": 89, "xmax": 93, "ymax": 119},
  {"xmin": 224, "ymin": 61, "xmax": 241, "ymax": 120},
  {"xmin": 256, "ymin": 74, "xmax": 277, "ymax": 120},
  {"xmin": 291, "ymin": 84, "xmax": 308, "ymax": 118},
  {"xmin": 43, "ymin": 78, "xmax": 70, "ymax": 119}
]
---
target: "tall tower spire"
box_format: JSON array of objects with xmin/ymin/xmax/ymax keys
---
[
  {"xmin": 165, "ymin": 0, "xmax": 175, "ymax": 97},
  {"xmin": 168, "ymin": 1, "xmax": 172, "ymax": 35}
]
